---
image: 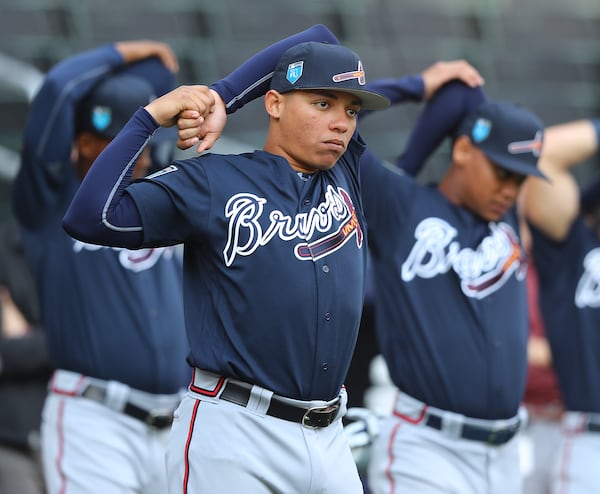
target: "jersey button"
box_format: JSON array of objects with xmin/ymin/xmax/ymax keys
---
[
  {"xmin": 321, "ymin": 363, "xmax": 329, "ymax": 371},
  {"xmin": 322, "ymin": 265, "xmax": 329, "ymax": 273},
  {"xmin": 324, "ymin": 312, "xmax": 332, "ymax": 321},
  {"xmin": 303, "ymin": 199, "xmax": 311, "ymax": 206}
]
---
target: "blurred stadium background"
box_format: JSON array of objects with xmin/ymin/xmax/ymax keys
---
[{"xmin": 0, "ymin": 0, "xmax": 599, "ymax": 220}]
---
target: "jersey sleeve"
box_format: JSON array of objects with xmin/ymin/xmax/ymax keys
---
[
  {"xmin": 210, "ymin": 24, "xmax": 338, "ymax": 113},
  {"xmin": 12, "ymin": 44, "xmax": 124, "ymax": 229}
]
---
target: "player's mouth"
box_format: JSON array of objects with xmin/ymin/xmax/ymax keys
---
[
  {"xmin": 489, "ymin": 201, "xmax": 511, "ymax": 218},
  {"xmin": 323, "ymin": 139, "xmax": 346, "ymax": 152}
]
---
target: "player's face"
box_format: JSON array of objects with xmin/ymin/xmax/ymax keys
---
[
  {"xmin": 462, "ymin": 148, "xmax": 526, "ymax": 222},
  {"xmin": 270, "ymin": 90, "xmax": 360, "ymax": 174}
]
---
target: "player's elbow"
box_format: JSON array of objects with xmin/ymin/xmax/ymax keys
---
[{"xmin": 62, "ymin": 207, "xmax": 99, "ymax": 244}]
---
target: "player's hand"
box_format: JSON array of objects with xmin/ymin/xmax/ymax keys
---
[
  {"xmin": 174, "ymin": 89, "xmax": 227, "ymax": 151},
  {"xmin": 421, "ymin": 60, "xmax": 484, "ymax": 101},
  {"xmin": 114, "ymin": 40, "xmax": 179, "ymax": 73},
  {"xmin": 144, "ymin": 85, "xmax": 214, "ymax": 134}
]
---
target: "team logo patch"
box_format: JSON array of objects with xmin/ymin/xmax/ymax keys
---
[
  {"xmin": 471, "ymin": 118, "xmax": 491, "ymax": 143},
  {"xmin": 332, "ymin": 61, "xmax": 366, "ymax": 86},
  {"xmin": 286, "ymin": 61, "xmax": 304, "ymax": 85},
  {"xmin": 92, "ymin": 106, "xmax": 112, "ymax": 132},
  {"xmin": 508, "ymin": 130, "xmax": 543, "ymax": 157}
]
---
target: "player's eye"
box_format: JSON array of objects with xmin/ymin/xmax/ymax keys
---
[
  {"xmin": 493, "ymin": 165, "xmax": 526, "ymax": 185},
  {"xmin": 346, "ymin": 108, "xmax": 358, "ymax": 118}
]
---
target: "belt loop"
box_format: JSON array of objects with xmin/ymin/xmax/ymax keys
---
[
  {"xmin": 440, "ymin": 410, "xmax": 465, "ymax": 439},
  {"xmin": 247, "ymin": 385, "xmax": 273, "ymax": 415},
  {"xmin": 105, "ymin": 381, "xmax": 131, "ymax": 413}
]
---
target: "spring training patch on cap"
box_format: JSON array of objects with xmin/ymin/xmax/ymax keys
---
[
  {"xmin": 92, "ymin": 106, "xmax": 112, "ymax": 132},
  {"xmin": 332, "ymin": 61, "xmax": 366, "ymax": 85},
  {"xmin": 286, "ymin": 61, "xmax": 304, "ymax": 85},
  {"xmin": 472, "ymin": 118, "xmax": 492, "ymax": 143}
]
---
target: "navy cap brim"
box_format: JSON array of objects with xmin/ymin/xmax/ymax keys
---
[
  {"xmin": 484, "ymin": 150, "xmax": 548, "ymax": 180},
  {"xmin": 283, "ymin": 86, "xmax": 390, "ymax": 110}
]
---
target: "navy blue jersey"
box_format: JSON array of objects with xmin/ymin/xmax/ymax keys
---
[
  {"xmin": 127, "ymin": 136, "xmax": 367, "ymax": 401},
  {"xmin": 12, "ymin": 44, "xmax": 189, "ymax": 394},
  {"xmin": 61, "ymin": 25, "xmax": 363, "ymax": 401},
  {"xmin": 530, "ymin": 218, "xmax": 600, "ymax": 413},
  {"xmin": 361, "ymin": 157, "xmax": 529, "ymax": 419}
]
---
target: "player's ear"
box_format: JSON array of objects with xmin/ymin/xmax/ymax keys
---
[
  {"xmin": 452, "ymin": 135, "xmax": 473, "ymax": 169},
  {"xmin": 264, "ymin": 90, "xmax": 284, "ymax": 119}
]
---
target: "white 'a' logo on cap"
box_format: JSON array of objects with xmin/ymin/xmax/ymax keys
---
[{"xmin": 332, "ymin": 61, "xmax": 366, "ymax": 86}]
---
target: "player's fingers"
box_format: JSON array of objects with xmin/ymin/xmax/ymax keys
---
[
  {"xmin": 447, "ymin": 60, "xmax": 485, "ymax": 87},
  {"xmin": 154, "ymin": 43, "xmax": 179, "ymax": 73},
  {"xmin": 196, "ymin": 132, "xmax": 220, "ymax": 153},
  {"xmin": 177, "ymin": 136, "xmax": 200, "ymax": 150}
]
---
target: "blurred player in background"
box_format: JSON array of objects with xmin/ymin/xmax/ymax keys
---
[
  {"xmin": 521, "ymin": 118, "xmax": 600, "ymax": 494},
  {"xmin": 361, "ymin": 80, "xmax": 546, "ymax": 493},
  {"xmin": 12, "ymin": 40, "xmax": 190, "ymax": 494},
  {"xmin": 0, "ymin": 217, "xmax": 51, "ymax": 494}
]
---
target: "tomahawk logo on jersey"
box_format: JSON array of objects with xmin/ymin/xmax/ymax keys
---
[
  {"xmin": 223, "ymin": 185, "xmax": 363, "ymax": 265},
  {"xmin": 401, "ymin": 217, "xmax": 525, "ymax": 299}
]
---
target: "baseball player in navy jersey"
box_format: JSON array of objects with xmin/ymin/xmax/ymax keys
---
[
  {"xmin": 357, "ymin": 81, "xmax": 548, "ymax": 493},
  {"xmin": 62, "ymin": 25, "xmax": 393, "ymax": 493},
  {"xmin": 521, "ymin": 118, "xmax": 600, "ymax": 494},
  {"xmin": 12, "ymin": 41, "xmax": 190, "ymax": 494}
]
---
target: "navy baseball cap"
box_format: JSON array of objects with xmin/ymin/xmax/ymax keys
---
[
  {"xmin": 456, "ymin": 100, "xmax": 546, "ymax": 179},
  {"xmin": 76, "ymin": 73, "xmax": 156, "ymax": 139},
  {"xmin": 270, "ymin": 41, "xmax": 390, "ymax": 110}
]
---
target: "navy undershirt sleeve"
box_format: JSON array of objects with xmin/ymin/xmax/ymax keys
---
[
  {"xmin": 63, "ymin": 108, "xmax": 160, "ymax": 248},
  {"xmin": 360, "ymin": 75, "xmax": 424, "ymax": 120},
  {"xmin": 397, "ymin": 81, "xmax": 487, "ymax": 176},
  {"xmin": 210, "ymin": 24, "xmax": 338, "ymax": 113}
]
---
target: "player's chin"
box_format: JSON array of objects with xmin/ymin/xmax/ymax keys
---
[
  {"xmin": 482, "ymin": 210, "xmax": 504, "ymax": 223},
  {"xmin": 314, "ymin": 151, "xmax": 344, "ymax": 170}
]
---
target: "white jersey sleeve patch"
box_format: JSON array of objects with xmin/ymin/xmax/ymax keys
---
[{"xmin": 146, "ymin": 164, "xmax": 178, "ymax": 179}]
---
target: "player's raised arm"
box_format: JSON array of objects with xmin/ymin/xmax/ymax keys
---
[
  {"xmin": 358, "ymin": 61, "xmax": 485, "ymax": 178},
  {"xmin": 521, "ymin": 119, "xmax": 600, "ymax": 242}
]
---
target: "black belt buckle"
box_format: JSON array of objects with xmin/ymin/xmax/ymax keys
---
[
  {"xmin": 302, "ymin": 404, "xmax": 339, "ymax": 429},
  {"xmin": 144, "ymin": 408, "xmax": 174, "ymax": 429}
]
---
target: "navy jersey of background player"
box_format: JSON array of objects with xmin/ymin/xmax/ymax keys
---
[
  {"xmin": 530, "ymin": 218, "xmax": 600, "ymax": 413},
  {"xmin": 359, "ymin": 83, "xmax": 529, "ymax": 420},
  {"xmin": 12, "ymin": 45, "xmax": 189, "ymax": 394}
]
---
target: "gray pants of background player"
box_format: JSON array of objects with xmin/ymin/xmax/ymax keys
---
[
  {"xmin": 368, "ymin": 393, "xmax": 523, "ymax": 494},
  {"xmin": 550, "ymin": 411, "xmax": 600, "ymax": 494}
]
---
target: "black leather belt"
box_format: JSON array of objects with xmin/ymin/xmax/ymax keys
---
[
  {"xmin": 425, "ymin": 413, "xmax": 521, "ymax": 446},
  {"xmin": 81, "ymin": 384, "xmax": 174, "ymax": 429},
  {"xmin": 219, "ymin": 381, "xmax": 340, "ymax": 429},
  {"xmin": 586, "ymin": 420, "xmax": 600, "ymax": 433}
]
